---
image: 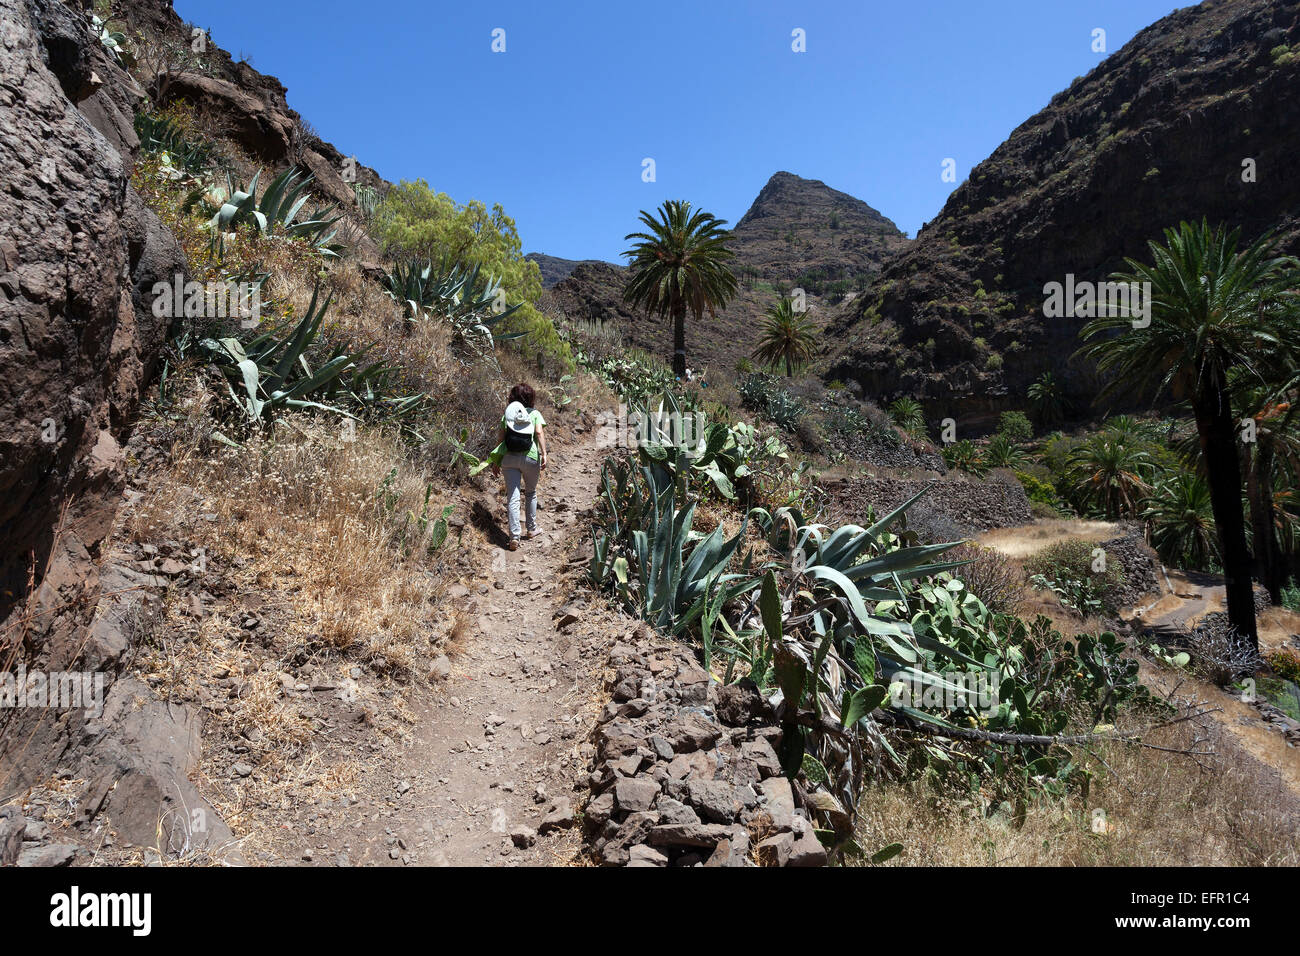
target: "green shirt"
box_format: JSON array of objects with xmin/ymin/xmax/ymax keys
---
[{"xmin": 501, "ymin": 408, "xmax": 546, "ymax": 462}]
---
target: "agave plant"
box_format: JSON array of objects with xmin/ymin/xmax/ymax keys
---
[
  {"xmin": 92, "ymin": 14, "xmax": 130, "ymax": 65},
  {"xmin": 200, "ymin": 283, "xmax": 352, "ymax": 423},
  {"xmin": 199, "ymin": 282, "xmax": 424, "ymax": 429},
  {"xmin": 736, "ymin": 372, "xmax": 804, "ymax": 430},
  {"xmin": 721, "ymin": 488, "xmax": 978, "ymax": 843},
  {"xmin": 195, "ymin": 166, "xmax": 343, "ymax": 259},
  {"xmin": 589, "ymin": 443, "xmax": 1151, "ymax": 851},
  {"xmin": 591, "ymin": 453, "xmax": 755, "ymax": 635},
  {"xmin": 380, "ymin": 258, "xmax": 524, "ymax": 356},
  {"xmin": 134, "ymin": 113, "xmax": 219, "ymax": 176},
  {"xmin": 380, "ymin": 259, "xmax": 436, "ymax": 319},
  {"xmin": 750, "ymin": 492, "xmax": 1151, "ymax": 838}
]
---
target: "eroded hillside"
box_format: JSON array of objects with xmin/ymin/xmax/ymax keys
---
[{"xmin": 825, "ymin": 0, "xmax": 1300, "ymax": 427}]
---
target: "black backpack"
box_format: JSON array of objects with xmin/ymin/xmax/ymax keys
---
[{"xmin": 504, "ymin": 411, "xmax": 534, "ymax": 454}]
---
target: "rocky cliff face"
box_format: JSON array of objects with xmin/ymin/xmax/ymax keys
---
[
  {"xmin": 0, "ymin": 0, "xmax": 235, "ymax": 858},
  {"xmin": 547, "ymin": 171, "xmax": 908, "ymax": 374},
  {"xmin": 0, "ymin": 0, "xmax": 182, "ymax": 627},
  {"xmin": 826, "ymin": 0, "xmax": 1300, "ymax": 428},
  {"xmin": 119, "ymin": 0, "xmax": 389, "ymax": 265}
]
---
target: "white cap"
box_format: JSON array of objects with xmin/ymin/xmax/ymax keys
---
[{"xmin": 505, "ymin": 401, "xmax": 534, "ymax": 434}]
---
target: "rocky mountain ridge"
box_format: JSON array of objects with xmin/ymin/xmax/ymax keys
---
[
  {"xmin": 825, "ymin": 0, "xmax": 1300, "ymax": 427},
  {"xmin": 526, "ymin": 252, "xmax": 619, "ymax": 289}
]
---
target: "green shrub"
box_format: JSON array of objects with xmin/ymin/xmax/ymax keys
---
[
  {"xmin": 586, "ymin": 350, "xmax": 677, "ymax": 407},
  {"xmin": 1025, "ymin": 539, "xmax": 1126, "ymax": 615},
  {"xmin": 1283, "ymin": 579, "xmax": 1300, "ymax": 613},
  {"xmin": 983, "ymin": 433, "xmax": 1027, "ymax": 469},
  {"xmin": 998, "ymin": 410, "xmax": 1033, "ymax": 441},
  {"xmin": 1266, "ymin": 647, "xmax": 1300, "ymax": 684},
  {"xmin": 373, "ymin": 180, "xmax": 572, "ymax": 373},
  {"xmin": 887, "ymin": 397, "xmax": 925, "ymax": 435},
  {"xmin": 507, "ymin": 305, "xmax": 574, "ymax": 373},
  {"xmin": 1014, "ymin": 469, "xmax": 1064, "ymax": 509}
]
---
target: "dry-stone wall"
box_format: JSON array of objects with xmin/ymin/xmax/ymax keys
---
[{"xmin": 585, "ymin": 624, "xmax": 826, "ymax": 867}]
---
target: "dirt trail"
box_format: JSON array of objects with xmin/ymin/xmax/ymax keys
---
[{"xmin": 265, "ymin": 431, "xmax": 618, "ymax": 866}]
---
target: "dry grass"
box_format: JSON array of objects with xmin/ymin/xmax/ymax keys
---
[
  {"xmin": 855, "ymin": 717, "xmax": 1300, "ymax": 867},
  {"xmin": 1259, "ymin": 606, "xmax": 1300, "ymax": 655},
  {"xmin": 977, "ymin": 519, "xmax": 1121, "ymax": 560},
  {"xmin": 128, "ymin": 386, "xmax": 451, "ymax": 677},
  {"xmin": 946, "ymin": 542, "xmax": 1025, "ymax": 614},
  {"xmin": 851, "ymin": 538, "xmax": 1300, "ymax": 867},
  {"xmin": 118, "ymin": 383, "xmax": 501, "ymax": 856}
]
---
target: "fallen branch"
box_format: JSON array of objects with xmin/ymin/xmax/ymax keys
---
[{"xmin": 894, "ymin": 705, "xmax": 1220, "ymax": 757}]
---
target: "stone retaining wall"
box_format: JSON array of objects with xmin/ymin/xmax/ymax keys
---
[
  {"xmin": 1098, "ymin": 524, "xmax": 1162, "ymax": 608},
  {"xmin": 824, "ymin": 472, "xmax": 1032, "ymax": 538},
  {"xmin": 584, "ymin": 625, "xmax": 826, "ymax": 867}
]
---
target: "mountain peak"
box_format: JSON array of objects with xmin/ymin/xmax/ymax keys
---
[
  {"xmin": 726, "ymin": 171, "xmax": 910, "ymax": 286},
  {"xmin": 547, "ymin": 170, "xmax": 910, "ymax": 374},
  {"xmin": 737, "ymin": 171, "xmax": 903, "ymax": 235}
]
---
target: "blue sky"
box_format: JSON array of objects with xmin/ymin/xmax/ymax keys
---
[{"xmin": 174, "ymin": 0, "xmax": 1180, "ymax": 262}]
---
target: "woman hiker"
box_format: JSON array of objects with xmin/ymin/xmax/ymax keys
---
[{"xmin": 490, "ymin": 383, "xmax": 547, "ymax": 550}]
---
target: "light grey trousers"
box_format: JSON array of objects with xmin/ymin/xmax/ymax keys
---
[{"xmin": 502, "ymin": 454, "xmax": 540, "ymax": 539}]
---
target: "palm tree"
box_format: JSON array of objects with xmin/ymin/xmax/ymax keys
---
[
  {"xmin": 1101, "ymin": 414, "xmax": 1143, "ymax": 446},
  {"xmin": 753, "ymin": 296, "xmax": 816, "ymax": 376},
  {"xmin": 622, "ymin": 200, "xmax": 738, "ymax": 377},
  {"xmin": 1078, "ymin": 219, "xmax": 1300, "ymax": 648},
  {"xmin": 1027, "ymin": 371, "xmax": 1067, "ymax": 428},
  {"xmin": 1233, "ymin": 377, "xmax": 1300, "ymax": 603},
  {"xmin": 1172, "ymin": 378, "xmax": 1300, "ymax": 602},
  {"xmin": 888, "ymin": 397, "xmax": 925, "ymax": 435},
  {"xmin": 984, "ymin": 433, "xmax": 1029, "ymax": 470},
  {"xmin": 941, "ymin": 439, "xmax": 988, "ymax": 476},
  {"xmin": 1066, "ymin": 431, "xmax": 1153, "ymax": 519},
  {"xmin": 1143, "ymin": 471, "xmax": 1218, "ymax": 571}
]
